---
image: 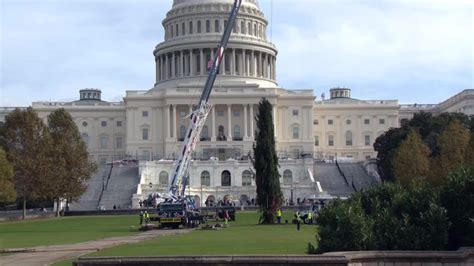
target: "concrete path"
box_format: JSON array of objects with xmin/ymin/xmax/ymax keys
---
[{"xmin": 0, "ymin": 228, "xmax": 193, "ymax": 266}]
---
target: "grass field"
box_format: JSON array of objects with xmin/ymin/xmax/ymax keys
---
[
  {"xmin": 87, "ymin": 211, "xmax": 317, "ymax": 257},
  {"xmin": 0, "ymin": 215, "xmax": 139, "ymax": 249}
]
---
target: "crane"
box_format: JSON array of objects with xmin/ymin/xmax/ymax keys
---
[{"xmin": 167, "ymin": 0, "xmax": 243, "ymax": 203}]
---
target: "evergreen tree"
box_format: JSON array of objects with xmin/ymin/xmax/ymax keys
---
[
  {"xmin": 0, "ymin": 108, "xmax": 53, "ymax": 219},
  {"xmin": 47, "ymin": 109, "xmax": 97, "ymax": 216},
  {"xmin": 392, "ymin": 129, "xmax": 430, "ymax": 185},
  {"xmin": 253, "ymin": 98, "xmax": 283, "ymax": 224},
  {"xmin": 0, "ymin": 147, "xmax": 16, "ymax": 204},
  {"xmin": 431, "ymin": 120, "xmax": 470, "ymax": 185}
]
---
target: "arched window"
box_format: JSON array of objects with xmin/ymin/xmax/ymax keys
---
[
  {"xmin": 206, "ymin": 20, "xmax": 210, "ymax": 32},
  {"xmin": 218, "ymin": 125, "xmax": 225, "ymax": 141},
  {"xmin": 179, "ymin": 125, "xmax": 186, "ymax": 140},
  {"xmin": 201, "ymin": 125, "xmax": 209, "ymax": 140},
  {"xmin": 242, "ymin": 170, "xmax": 252, "ymax": 186},
  {"xmin": 81, "ymin": 133, "xmax": 89, "ymax": 147},
  {"xmin": 292, "ymin": 126, "xmax": 299, "ymax": 139},
  {"xmin": 240, "ymin": 21, "xmax": 245, "ymax": 34},
  {"xmin": 221, "ymin": 170, "xmax": 231, "ymax": 186},
  {"xmin": 142, "ymin": 128, "xmax": 149, "ymax": 140},
  {"xmin": 175, "ymin": 23, "xmax": 179, "ymax": 36},
  {"xmin": 346, "ymin": 131, "xmax": 353, "ymax": 146},
  {"xmin": 189, "ymin": 21, "xmax": 193, "ymax": 34},
  {"xmin": 233, "ymin": 125, "xmax": 241, "ymax": 138},
  {"xmin": 283, "ymin": 170, "xmax": 292, "ymax": 185},
  {"xmin": 328, "ymin": 135, "xmax": 334, "ymax": 146},
  {"xmin": 201, "ymin": 171, "xmax": 210, "ymax": 186},
  {"xmin": 214, "ymin": 19, "xmax": 219, "ymax": 32},
  {"xmin": 197, "ymin": 20, "xmax": 201, "ymax": 33},
  {"xmin": 159, "ymin": 171, "xmax": 169, "ymax": 187},
  {"xmin": 181, "ymin": 22, "xmax": 185, "ymax": 35},
  {"xmin": 248, "ymin": 22, "xmax": 251, "ymax": 35}
]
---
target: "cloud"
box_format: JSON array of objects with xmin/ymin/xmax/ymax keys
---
[{"xmin": 1, "ymin": 0, "xmax": 472, "ymax": 106}]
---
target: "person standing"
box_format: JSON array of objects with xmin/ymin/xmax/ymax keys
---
[
  {"xmin": 139, "ymin": 211, "xmax": 144, "ymax": 225},
  {"xmin": 144, "ymin": 211, "xmax": 149, "ymax": 223},
  {"xmin": 224, "ymin": 210, "xmax": 230, "ymax": 225},
  {"xmin": 295, "ymin": 212, "xmax": 301, "ymax": 231},
  {"xmin": 276, "ymin": 209, "xmax": 282, "ymax": 224}
]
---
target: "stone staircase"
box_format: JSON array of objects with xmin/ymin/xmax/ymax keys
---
[
  {"xmin": 69, "ymin": 165, "xmax": 111, "ymax": 211},
  {"xmin": 313, "ymin": 162, "xmax": 355, "ymax": 198},
  {"xmin": 98, "ymin": 165, "xmax": 139, "ymax": 210},
  {"xmin": 338, "ymin": 162, "xmax": 379, "ymax": 192}
]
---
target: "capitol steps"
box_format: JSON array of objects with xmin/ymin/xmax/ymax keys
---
[
  {"xmin": 98, "ymin": 165, "xmax": 139, "ymax": 210},
  {"xmin": 69, "ymin": 165, "xmax": 110, "ymax": 211},
  {"xmin": 313, "ymin": 162, "xmax": 355, "ymax": 198},
  {"xmin": 338, "ymin": 162, "xmax": 379, "ymax": 192}
]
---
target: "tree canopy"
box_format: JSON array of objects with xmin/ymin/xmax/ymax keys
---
[{"xmin": 0, "ymin": 147, "xmax": 16, "ymax": 204}]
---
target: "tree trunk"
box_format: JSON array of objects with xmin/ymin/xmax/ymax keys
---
[
  {"xmin": 56, "ymin": 198, "xmax": 61, "ymax": 217},
  {"xmin": 22, "ymin": 197, "xmax": 26, "ymax": 220}
]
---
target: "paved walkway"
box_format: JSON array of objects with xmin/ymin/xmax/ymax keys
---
[{"xmin": 0, "ymin": 228, "xmax": 193, "ymax": 266}]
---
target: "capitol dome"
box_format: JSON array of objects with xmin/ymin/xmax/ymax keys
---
[
  {"xmin": 173, "ymin": 0, "xmax": 259, "ymax": 9},
  {"xmin": 153, "ymin": 0, "xmax": 277, "ymax": 89}
]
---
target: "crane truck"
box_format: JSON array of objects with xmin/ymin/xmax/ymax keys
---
[{"xmin": 155, "ymin": 0, "xmax": 243, "ymax": 229}]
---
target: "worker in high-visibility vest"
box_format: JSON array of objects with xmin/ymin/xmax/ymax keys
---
[
  {"xmin": 307, "ymin": 211, "xmax": 313, "ymax": 224},
  {"xmin": 144, "ymin": 211, "xmax": 149, "ymax": 223},
  {"xmin": 276, "ymin": 209, "xmax": 282, "ymax": 224}
]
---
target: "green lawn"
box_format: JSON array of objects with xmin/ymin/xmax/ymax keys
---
[
  {"xmin": 88, "ymin": 211, "xmax": 317, "ymax": 257},
  {"xmin": 0, "ymin": 215, "xmax": 139, "ymax": 249}
]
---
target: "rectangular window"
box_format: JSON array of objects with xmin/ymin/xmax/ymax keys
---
[
  {"xmin": 328, "ymin": 135, "xmax": 334, "ymax": 146},
  {"xmin": 365, "ymin": 155, "xmax": 371, "ymax": 160},
  {"xmin": 197, "ymin": 20, "xmax": 201, "ymax": 33},
  {"xmin": 142, "ymin": 111, "xmax": 149, "ymax": 117},
  {"xmin": 182, "ymin": 22, "xmax": 185, "ymax": 35},
  {"xmin": 292, "ymin": 127, "xmax": 299, "ymax": 139},
  {"xmin": 346, "ymin": 139, "xmax": 353, "ymax": 146},
  {"xmin": 115, "ymin": 136, "xmax": 123, "ymax": 149},
  {"xmin": 233, "ymin": 111, "xmax": 240, "ymax": 117},
  {"xmin": 328, "ymin": 119, "xmax": 333, "ymax": 125},
  {"xmin": 189, "ymin": 21, "xmax": 193, "ymax": 34},
  {"xmin": 179, "ymin": 111, "xmax": 186, "ymax": 117},
  {"xmin": 365, "ymin": 135, "xmax": 371, "ymax": 146},
  {"xmin": 100, "ymin": 136, "xmax": 108, "ymax": 149},
  {"xmin": 314, "ymin": 136, "xmax": 319, "ymax": 146},
  {"xmin": 364, "ymin": 119, "xmax": 370, "ymax": 125},
  {"xmin": 379, "ymin": 119, "xmax": 385, "ymax": 124},
  {"xmin": 292, "ymin": 110, "xmax": 299, "ymax": 116},
  {"xmin": 142, "ymin": 128, "xmax": 149, "ymax": 140},
  {"xmin": 175, "ymin": 23, "xmax": 178, "ymax": 36},
  {"xmin": 101, "ymin": 121, "xmax": 107, "ymax": 127},
  {"xmin": 217, "ymin": 110, "xmax": 224, "ymax": 117},
  {"xmin": 215, "ymin": 20, "xmax": 219, "ymax": 32},
  {"xmin": 116, "ymin": 121, "xmax": 122, "ymax": 127},
  {"xmin": 313, "ymin": 120, "xmax": 319, "ymax": 125}
]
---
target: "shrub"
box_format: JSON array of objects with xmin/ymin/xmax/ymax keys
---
[{"xmin": 440, "ymin": 167, "xmax": 474, "ymax": 249}]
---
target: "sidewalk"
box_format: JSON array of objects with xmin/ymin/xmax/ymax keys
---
[{"xmin": 0, "ymin": 228, "xmax": 193, "ymax": 266}]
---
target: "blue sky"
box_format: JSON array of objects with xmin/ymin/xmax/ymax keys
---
[{"xmin": 1, "ymin": 0, "xmax": 472, "ymax": 106}]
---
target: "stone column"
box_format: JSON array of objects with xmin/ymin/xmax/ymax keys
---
[
  {"xmin": 231, "ymin": 49, "xmax": 236, "ymax": 75},
  {"xmin": 243, "ymin": 104, "xmax": 248, "ymax": 139},
  {"xmin": 273, "ymin": 56, "xmax": 276, "ymax": 80},
  {"xmin": 171, "ymin": 52, "xmax": 176, "ymax": 78},
  {"xmin": 227, "ymin": 104, "xmax": 232, "ymax": 141},
  {"xmin": 250, "ymin": 104, "xmax": 254, "ymax": 138},
  {"xmin": 160, "ymin": 55, "xmax": 164, "ymax": 80},
  {"xmin": 241, "ymin": 49, "xmax": 245, "ymax": 75},
  {"xmin": 180, "ymin": 51, "xmax": 184, "ymax": 77},
  {"xmin": 251, "ymin": 50, "xmax": 255, "ymax": 76},
  {"xmin": 258, "ymin": 52, "xmax": 262, "ymax": 77},
  {"xmin": 200, "ymin": 49, "xmax": 204, "ymax": 75},
  {"xmin": 165, "ymin": 105, "xmax": 171, "ymax": 139},
  {"xmin": 165, "ymin": 54, "xmax": 168, "ymax": 79},
  {"xmin": 156, "ymin": 57, "xmax": 160, "ymax": 82},
  {"xmin": 211, "ymin": 106, "xmax": 216, "ymax": 141},
  {"xmin": 189, "ymin": 49, "xmax": 194, "ymax": 76},
  {"xmin": 172, "ymin": 104, "xmax": 177, "ymax": 139},
  {"xmin": 221, "ymin": 51, "xmax": 226, "ymax": 75}
]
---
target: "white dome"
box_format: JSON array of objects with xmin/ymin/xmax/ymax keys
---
[{"xmin": 173, "ymin": 0, "xmax": 259, "ymax": 9}]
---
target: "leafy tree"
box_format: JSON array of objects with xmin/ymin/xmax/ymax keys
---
[
  {"xmin": 430, "ymin": 120, "xmax": 470, "ymax": 185},
  {"xmin": 0, "ymin": 147, "xmax": 16, "ymax": 204},
  {"xmin": 47, "ymin": 109, "xmax": 97, "ymax": 216},
  {"xmin": 253, "ymin": 98, "xmax": 283, "ymax": 224},
  {"xmin": 440, "ymin": 167, "xmax": 474, "ymax": 250},
  {"xmin": 392, "ymin": 129, "xmax": 430, "ymax": 185},
  {"xmin": 0, "ymin": 108, "xmax": 53, "ymax": 219},
  {"xmin": 375, "ymin": 112, "xmax": 473, "ymax": 182},
  {"xmin": 465, "ymin": 133, "xmax": 474, "ymax": 166}
]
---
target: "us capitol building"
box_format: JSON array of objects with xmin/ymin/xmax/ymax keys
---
[{"xmin": 2, "ymin": 0, "xmax": 473, "ymax": 207}]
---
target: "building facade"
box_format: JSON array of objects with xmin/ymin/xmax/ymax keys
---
[{"xmin": 2, "ymin": 0, "xmax": 472, "ymax": 205}]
